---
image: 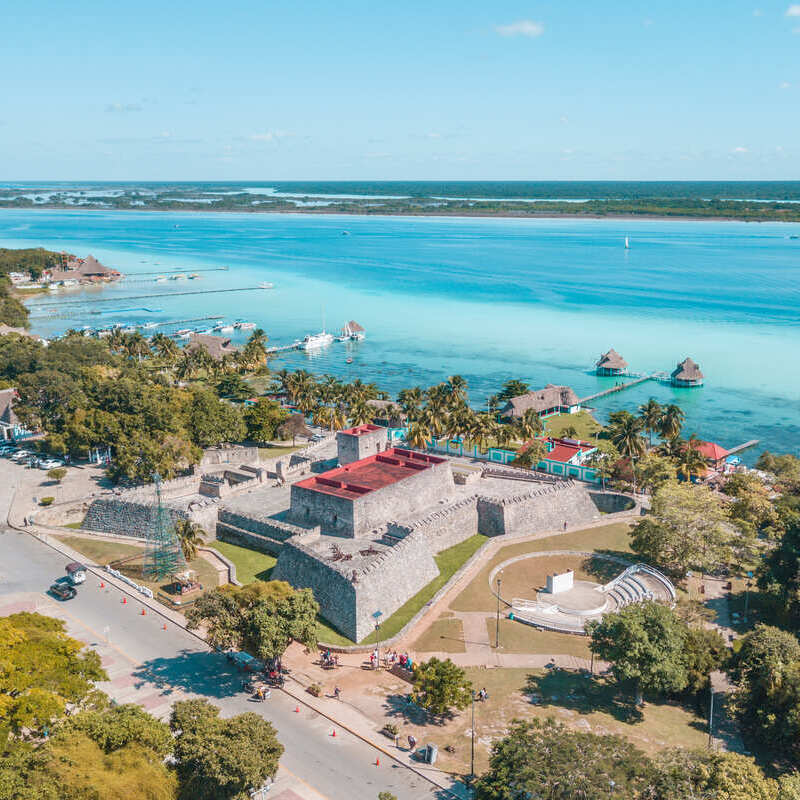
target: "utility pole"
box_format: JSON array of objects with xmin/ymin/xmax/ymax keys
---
[
  {"xmin": 495, "ymin": 575, "xmax": 502, "ymax": 648},
  {"xmin": 708, "ymin": 683, "xmax": 715, "ymax": 750}
]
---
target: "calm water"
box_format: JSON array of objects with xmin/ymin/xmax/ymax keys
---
[{"xmin": 2, "ymin": 209, "xmax": 800, "ymax": 462}]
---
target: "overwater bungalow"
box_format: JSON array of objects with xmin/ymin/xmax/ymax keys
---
[
  {"xmin": 671, "ymin": 357, "xmax": 704, "ymax": 387},
  {"xmin": 595, "ymin": 348, "xmax": 628, "ymax": 376},
  {"xmin": 499, "ymin": 384, "xmax": 581, "ymax": 421}
]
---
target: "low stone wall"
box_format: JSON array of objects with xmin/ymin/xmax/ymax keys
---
[
  {"xmin": 386, "ymin": 494, "xmax": 479, "ymax": 552},
  {"xmin": 83, "ymin": 495, "xmax": 219, "ymax": 540},
  {"xmin": 200, "ymin": 445, "xmax": 261, "ymax": 466},
  {"xmin": 589, "ymin": 491, "xmax": 635, "ymax": 513}
]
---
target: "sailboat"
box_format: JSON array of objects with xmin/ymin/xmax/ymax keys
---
[{"xmin": 624, "ymin": 236, "xmax": 630, "ymax": 249}]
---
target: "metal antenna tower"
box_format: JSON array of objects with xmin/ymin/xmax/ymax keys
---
[{"xmin": 145, "ymin": 472, "xmax": 186, "ymax": 580}]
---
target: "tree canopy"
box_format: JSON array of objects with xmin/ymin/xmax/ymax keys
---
[{"xmin": 411, "ymin": 657, "xmax": 473, "ymax": 717}]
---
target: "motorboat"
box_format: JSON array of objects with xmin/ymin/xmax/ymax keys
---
[
  {"xmin": 235, "ymin": 321, "xmax": 257, "ymax": 330},
  {"xmin": 175, "ymin": 328, "xmax": 192, "ymax": 339},
  {"xmin": 340, "ymin": 320, "xmax": 366, "ymax": 341},
  {"xmin": 259, "ymin": 282, "xmax": 274, "ymax": 289},
  {"xmin": 219, "ymin": 324, "xmax": 235, "ymax": 333},
  {"xmin": 300, "ymin": 331, "xmax": 334, "ymax": 350},
  {"xmin": 188, "ymin": 273, "xmax": 200, "ymax": 279},
  {"xmin": 155, "ymin": 275, "xmax": 167, "ymax": 282}
]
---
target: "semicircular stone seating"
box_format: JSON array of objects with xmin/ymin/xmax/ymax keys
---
[{"xmin": 509, "ymin": 562, "xmax": 676, "ymax": 636}]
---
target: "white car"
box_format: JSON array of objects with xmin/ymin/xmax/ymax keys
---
[
  {"xmin": 39, "ymin": 458, "xmax": 64, "ymax": 470},
  {"xmin": 10, "ymin": 450, "xmax": 32, "ymax": 462}
]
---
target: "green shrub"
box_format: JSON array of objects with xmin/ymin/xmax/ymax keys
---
[
  {"xmin": 307, "ymin": 683, "xmax": 321, "ymax": 697},
  {"xmin": 39, "ymin": 497, "xmax": 54, "ymax": 506}
]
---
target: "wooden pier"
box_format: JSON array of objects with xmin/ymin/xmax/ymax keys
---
[
  {"xmin": 125, "ymin": 267, "xmax": 229, "ymax": 277},
  {"xmin": 29, "ymin": 286, "xmax": 269, "ymax": 309},
  {"xmin": 266, "ymin": 342, "xmax": 302, "ymax": 354},
  {"xmin": 577, "ymin": 374, "xmax": 655, "ymax": 405},
  {"xmin": 727, "ymin": 439, "xmax": 759, "ymax": 455}
]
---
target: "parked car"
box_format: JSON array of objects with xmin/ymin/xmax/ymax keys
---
[
  {"xmin": 39, "ymin": 458, "xmax": 64, "ymax": 470},
  {"xmin": 10, "ymin": 450, "xmax": 32, "ymax": 462},
  {"xmin": 49, "ymin": 582, "xmax": 77, "ymax": 601},
  {"xmin": 0, "ymin": 445, "xmax": 17, "ymax": 456}
]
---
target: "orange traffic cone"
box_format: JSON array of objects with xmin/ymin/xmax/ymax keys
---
[
  {"xmin": 100, "ymin": 581, "xmax": 105, "ymax": 588},
  {"xmin": 294, "ymin": 705, "xmax": 300, "ymax": 713},
  {"xmin": 375, "ymin": 757, "xmax": 380, "ymax": 767},
  {"xmin": 163, "ymin": 623, "xmax": 167, "ymax": 631},
  {"xmin": 140, "ymin": 608, "xmax": 146, "ymax": 616},
  {"xmin": 331, "ymin": 729, "xmax": 336, "ymax": 737},
  {"xmin": 122, "ymin": 596, "xmax": 127, "ymax": 604}
]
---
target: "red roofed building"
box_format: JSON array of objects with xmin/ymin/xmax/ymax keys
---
[
  {"xmin": 290, "ymin": 447, "xmax": 452, "ymax": 536},
  {"xmin": 519, "ymin": 436, "xmax": 597, "ymax": 480},
  {"xmin": 693, "ymin": 440, "xmax": 730, "ymax": 469}
]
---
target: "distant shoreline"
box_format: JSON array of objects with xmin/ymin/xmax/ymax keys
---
[{"xmin": 1, "ymin": 204, "xmax": 798, "ymax": 224}]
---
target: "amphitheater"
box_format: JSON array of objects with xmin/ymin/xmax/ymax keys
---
[
  {"xmin": 76, "ymin": 425, "xmax": 642, "ymax": 641},
  {"xmin": 491, "ymin": 551, "xmax": 676, "ymax": 635}
]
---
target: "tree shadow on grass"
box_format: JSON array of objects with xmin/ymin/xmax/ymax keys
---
[
  {"xmin": 382, "ymin": 693, "xmax": 456, "ymax": 727},
  {"xmin": 582, "ymin": 550, "xmax": 637, "ymax": 583},
  {"xmin": 524, "ymin": 670, "xmax": 643, "ymax": 725},
  {"xmin": 132, "ymin": 648, "xmax": 244, "ymax": 700}
]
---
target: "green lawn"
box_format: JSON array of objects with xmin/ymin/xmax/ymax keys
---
[
  {"xmin": 62, "ymin": 521, "xmax": 84, "ymax": 530},
  {"xmin": 544, "ymin": 410, "xmax": 602, "ymax": 441},
  {"xmin": 210, "ymin": 540, "xmax": 276, "ymax": 584},
  {"xmin": 412, "ymin": 614, "xmax": 467, "ymax": 653},
  {"xmin": 450, "ymin": 522, "xmax": 633, "ymax": 613},
  {"xmin": 258, "ymin": 445, "xmax": 302, "ymax": 459},
  {"xmin": 490, "ymin": 617, "xmax": 592, "ymax": 658},
  {"xmin": 316, "ymin": 534, "xmax": 490, "ymax": 646}
]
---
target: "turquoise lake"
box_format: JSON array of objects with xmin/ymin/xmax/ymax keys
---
[{"xmin": 2, "ymin": 208, "xmax": 800, "ymax": 462}]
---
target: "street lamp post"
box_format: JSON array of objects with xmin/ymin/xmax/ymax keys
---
[
  {"xmin": 470, "ymin": 689, "xmax": 476, "ymax": 781},
  {"xmin": 495, "ymin": 575, "xmax": 502, "ymax": 649},
  {"xmin": 372, "ymin": 610, "xmax": 383, "ymax": 669}
]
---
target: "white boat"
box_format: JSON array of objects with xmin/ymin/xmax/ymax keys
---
[
  {"xmin": 259, "ymin": 282, "xmax": 274, "ymax": 289},
  {"xmin": 188, "ymin": 273, "xmax": 200, "ymax": 279},
  {"xmin": 155, "ymin": 275, "xmax": 167, "ymax": 282},
  {"xmin": 142, "ymin": 321, "xmax": 159, "ymax": 329},
  {"xmin": 219, "ymin": 324, "xmax": 235, "ymax": 333},
  {"xmin": 624, "ymin": 236, "xmax": 630, "ymax": 249},
  {"xmin": 211, "ymin": 322, "xmax": 227, "ymax": 331},
  {"xmin": 300, "ymin": 331, "xmax": 334, "ymax": 350},
  {"xmin": 235, "ymin": 321, "xmax": 256, "ymax": 330},
  {"xmin": 175, "ymin": 328, "xmax": 192, "ymax": 339}
]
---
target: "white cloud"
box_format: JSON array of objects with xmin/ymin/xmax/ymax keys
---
[
  {"xmin": 780, "ymin": 81, "xmax": 792, "ymax": 88},
  {"xmin": 732, "ymin": 146, "xmax": 749, "ymax": 154},
  {"xmin": 753, "ymin": 8, "xmax": 763, "ymax": 15},
  {"xmin": 787, "ymin": 4, "xmax": 800, "ymax": 14},
  {"xmin": 495, "ymin": 20, "xmax": 544, "ymax": 37},
  {"xmin": 425, "ymin": 132, "xmax": 442, "ymax": 139},
  {"xmin": 560, "ymin": 115, "xmax": 569, "ymax": 124}
]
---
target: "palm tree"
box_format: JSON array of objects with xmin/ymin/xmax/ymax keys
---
[
  {"xmin": 562, "ymin": 425, "xmax": 579, "ymax": 440},
  {"xmin": 659, "ymin": 435, "xmax": 685, "ymax": 459},
  {"xmin": 638, "ymin": 398, "xmax": 663, "ymax": 448},
  {"xmin": 677, "ymin": 433, "xmax": 706, "ymax": 481},
  {"xmin": 174, "ymin": 519, "xmax": 206, "ymax": 562},
  {"xmin": 294, "ymin": 383, "xmax": 319, "ymax": 416},
  {"xmin": 272, "ymin": 368, "xmax": 293, "ymax": 397},
  {"xmin": 608, "ymin": 413, "xmax": 646, "ymax": 493},
  {"xmin": 242, "ymin": 328, "xmax": 268, "ymax": 371},
  {"xmin": 495, "ymin": 423, "xmax": 515, "ymax": 451},
  {"xmin": 175, "ymin": 349, "xmax": 201, "ymax": 381},
  {"xmin": 406, "ymin": 419, "xmax": 432, "ymax": 451},
  {"xmin": 151, "ymin": 333, "xmax": 180, "ymax": 363},
  {"xmin": 658, "ymin": 404, "xmax": 685, "ymax": 442},
  {"xmin": 446, "ymin": 375, "xmax": 468, "ymax": 406},
  {"xmin": 587, "ymin": 451, "xmax": 615, "ymax": 491},
  {"xmin": 398, "ymin": 387, "xmax": 424, "ymax": 421},
  {"xmin": 513, "ymin": 408, "xmax": 544, "ymax": 443},
  {"xmin": 348, "ymin": 399, "xmax": 374, "ymax": 426},
  {"xmin": 122, "ymin": 331, "xmax": 150, "ymax": 362}
]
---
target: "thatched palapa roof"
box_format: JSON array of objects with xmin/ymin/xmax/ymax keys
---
[
  {"xmin": 596, "ymin": 348, "xmax": 628, "ymax": 370},
  {"xmin": 671, "ymin": 357, "xmax": 704, "ymax": 381},
  {"xmin": 186, "ymin": 333, "xmax": 239, "ymax": 361},
  {"xmin": 500, "ymin": 384, "xmax": 580, "ymax": 418}
]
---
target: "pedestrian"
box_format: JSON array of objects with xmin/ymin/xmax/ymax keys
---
[
  {"xmin": 563, "ymin": 520, "xmax": 567, "ymax": 531},
  {"xmin": 407, "ymin": 734, "xmax": 417, "ymax": 753},
  {"xmin": 334, "ymin": 686, "xmax": 341, "ymax": 700}
]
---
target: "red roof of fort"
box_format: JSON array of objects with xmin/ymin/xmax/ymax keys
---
[
  {"xmin": 339, "ymin": 423, "xmax": 384, "ymax": 437},
  {"xmin": 295, "ymin": 447, "xmax": 446, "ymax": 499}
]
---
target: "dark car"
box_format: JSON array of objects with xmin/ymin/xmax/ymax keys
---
[{"xmin": 49, "ymin": 583, "xmax": 77, "ymax": 601}]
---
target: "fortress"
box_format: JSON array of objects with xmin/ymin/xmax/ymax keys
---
[{"xmin": 80, "ymin": 427, "xmax": 616, "ymax": 641}]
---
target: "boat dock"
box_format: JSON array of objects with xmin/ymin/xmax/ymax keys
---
[
  {"xmin": 266, "ymin": 342, "xmax": 303, "ymax": 354},
  {"xmin": 578, "ymin": 374, "xmax": 655, "ymax": 404},
  {"xmin": 29, "ymin": 286, "xmax": 270, "ymax": 309},
  {"xmin": 727, "ymin": 439, "xmax": 759, "ymax": 455}
]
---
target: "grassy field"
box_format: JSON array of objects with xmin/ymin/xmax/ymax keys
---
[
  {"xmin": 544, "ymin": 410, "xmax": 602, "ymax": 440},
  {"xmin": 450, "ymin": 522, "xmax": 632, "ymax": 613},
  {"xmin": 57, "ymin": 535, "xmax": 221, "ymax": 599},
  {"xmin": 412, "ymin": 614, "xmax": 466, "ymax": 653},
  {"xmin": 258, "ymin": 444, "xmax": 302, "ymax": 459},
  {"xmin": 490, "ymin": 618, "xmax": 592, "ymax": 658},
  {"xmin": 210, "ymin": 540, "xmax": 276, "ymax": 584}
]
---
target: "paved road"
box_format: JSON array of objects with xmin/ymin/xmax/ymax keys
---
[{"xmin": 0, "ymin": 525, "xmax": 453, "ymax": 800}]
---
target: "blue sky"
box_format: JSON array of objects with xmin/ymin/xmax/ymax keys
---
[{"xmin": 3, "ymin": 0, "xmax": 800, "ymax": 180}]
